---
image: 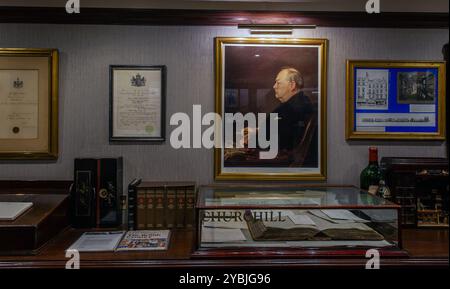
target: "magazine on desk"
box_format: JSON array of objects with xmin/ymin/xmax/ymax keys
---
[
  {"xmin": 116, "ymin": 230, "xmax": 171, "ymax": 251},
  {"xmin": 67, "ymin": 230, "xmax": 171, "ymax": 252}
]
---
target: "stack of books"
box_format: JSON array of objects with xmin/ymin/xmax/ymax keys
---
[{"xmin": 128, "ymin": 181, "xmax": 196, "ymax": 230}]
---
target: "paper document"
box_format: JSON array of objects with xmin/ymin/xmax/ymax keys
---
[
  {"xmin": 321, "ymin": 210, "xmax": 368, "ymax": 222},
  {"xmin": 67, "ymin": 231, "xmax": 125, "ymax": 252},
  {"xmin": 277, "ymin": 210, "xmax": 317, "ymax": 226},
  {"xmin": 0, "ymin": 202, "xmax": 33, "ymax": 221},
  {"xmin": 202, "ymin": 220, "xmax": 248, "ymax": 229},
  {"xmin": 309, "ymin": 210, "xmax": 357, "ymax": 224},
  {"xmin": 288, "ymin": 214, "xmax": 316, "ymax": 226},
  {"xmin": 201, "ymin": 228, "xmax": 247, "ymax": 243}
]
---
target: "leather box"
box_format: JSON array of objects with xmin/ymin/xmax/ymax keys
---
[
  {"xmin": 0, "ymin": 194, "xmax": 69, "ymax": 255},
  {"xmin": 71, "ymin": 157, "xmax": 123, "ymax": 228}
]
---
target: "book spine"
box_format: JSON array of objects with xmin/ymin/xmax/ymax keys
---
[
  {"xmin": 120, "ymin": 195, "xmax": 127, "ymax": 228},
  {"xmin": 146, "ymin": 189, "xmax": 155, "ymax": 229},
  {"xmin": 176, "ymin": 188, "xmax": 186, "ymax": 228},
  {"xmin": 117, "ymin": 157, "xmax": 124, "ymax": 227},
  {"xmin": 127, "ymin": 183, "xmax": 136, "ymax": 231},
  {"xmin": 166, "ymin": 188, "xmax": 176, "ymax": 229},
  {"xmin": 185, "ymin": 187, "xmax": 196, "ymax": 229},
  {"xmin": 137, "ymin": 189, "xmax": 146, "ymax": 230},
  {"xmin": 96, "ymin": 159, "xmax": 101, "ymax": 228},
  {"xmin": 154, "ymin": 188, "xmax": 165, "ymax": 228},
  {"xmin": 126, "ymin": 178, "xmax": 141, "ymax": 231}
]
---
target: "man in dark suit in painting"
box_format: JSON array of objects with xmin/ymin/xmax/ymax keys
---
[
  {"xmin": 269, "ymin": 67, "xmax": 318, "ymax": 166},
  {"xmin": 272, "ymin": 67, "xmax": 314, "ymax": 151},
  {"xmin": 226, "ymin": 67, "xmax": 318, "ymax": 167}
]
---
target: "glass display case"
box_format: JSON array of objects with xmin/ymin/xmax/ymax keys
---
[{"xmin": 192, "ymin": 185, "xmax": 407, "ymax": 258}]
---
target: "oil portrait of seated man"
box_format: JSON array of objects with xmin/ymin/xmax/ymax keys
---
[{"xmin": 224, "ymin": 67, "xmax": 318, "ymax": 168}]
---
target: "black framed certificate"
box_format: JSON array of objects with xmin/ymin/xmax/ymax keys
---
[
  {"xmin": 109, "ymin": 65, "xmax": 166, "ymax": 142},
  {"xmin": 346, "ymin": 60, "xmax": 446, "ymax": 140}
]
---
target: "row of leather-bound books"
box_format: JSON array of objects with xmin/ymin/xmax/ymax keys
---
[{"xmin": 129, "ymin": 181, "xmax": 196, "ymax": 230}]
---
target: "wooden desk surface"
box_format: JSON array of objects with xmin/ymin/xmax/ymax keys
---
[{"xmin": 0, "ymin": 227, "xmax": 447, "ymax": 269}]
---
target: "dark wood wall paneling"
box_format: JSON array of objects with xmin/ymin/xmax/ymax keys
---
[
  {"xmin": 0, "ymin": 7, "xmax": 448, "ymax": 28},
  {"xmin": 0, "ymin": 180, "xmax": 72, "ymax": 194}
]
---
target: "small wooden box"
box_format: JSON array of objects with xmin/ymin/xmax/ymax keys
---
[
  {"xmin": 0, "ymin": 194, "xmax": 69, "ymax": 255},
  {"xmin": 380, "ymin": 157, "xmax": 449, "ymax": 228}
]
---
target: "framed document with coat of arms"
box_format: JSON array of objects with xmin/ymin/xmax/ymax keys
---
[
  {"xmin": 109, "ymin": 65, "xmax": 166, "ymax": 142},
  {"xmin": 0, "ymin": 48, "xmax": 59, "ymax": 160}
]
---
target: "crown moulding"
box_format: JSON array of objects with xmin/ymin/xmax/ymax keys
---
[{"xmin": 0, "ymin": 7, "xmax": 448, "ymax": 28}]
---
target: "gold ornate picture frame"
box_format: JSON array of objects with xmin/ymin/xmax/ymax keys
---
[
  {"xmin": 346, "ymin": 60, "xmax": 446, "ymax": 140},
  {"xmin": 0, "ymin": 48, "xmax": 59, "ymax": 159},
  {"xmin": 214, "ymin": 37, "xmax": 328, "ymax": 181}
]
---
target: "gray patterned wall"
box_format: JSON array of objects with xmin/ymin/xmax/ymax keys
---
[{"xmin": 0, "ymin": 24, "xmax": 448, "ymax": 188}]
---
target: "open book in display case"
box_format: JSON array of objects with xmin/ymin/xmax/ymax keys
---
[{"xmin": 192, "ymin": 185, "xmax": 408, "ymax": 258}]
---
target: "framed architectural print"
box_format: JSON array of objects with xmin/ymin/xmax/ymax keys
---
[
  {"xmin": 0, "ymin": 48, "xmax": 59, "ymax": 160},
  {"xmin": 214, "ymin": 37, "xmax": 328, "ymax": 181},
  {"xmin": 346, "ymin": 60, "xmax": 446, "ymax": 140},
  {"xmin": 109, "ymin": 65, "xmax": 166, "ymax": 142}
]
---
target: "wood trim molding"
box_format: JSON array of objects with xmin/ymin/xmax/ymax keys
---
[
  {"xmin": 0, "ymin": 258, "xmax": 448, "ymax": 269},
  {"xmin": 0, "ymin": 180, "xmax": 72, "ymax": 194},
  {"xmin": 0, "ymin": 7, "xmax": 448, "ymax": 28}
]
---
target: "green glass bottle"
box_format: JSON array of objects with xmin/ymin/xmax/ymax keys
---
[{"xmin": 360, "ymin": 147, "xmax": 382, "ymax": 195}]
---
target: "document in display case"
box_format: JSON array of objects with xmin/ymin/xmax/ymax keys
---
[{"xmin": 192, "ymin": 185, "xmax": 407, "ymax": 258}]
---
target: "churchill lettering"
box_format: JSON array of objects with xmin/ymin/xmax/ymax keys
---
[{"xmin": 203, "ymin": 210, "xmax": 286, "ymax": 222}]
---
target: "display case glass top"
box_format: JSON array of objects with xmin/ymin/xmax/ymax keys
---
[{"xmin": 197, "ymin": 185, "xmax": 398, "ymax": 209}]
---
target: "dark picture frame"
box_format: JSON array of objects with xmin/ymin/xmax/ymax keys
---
[{"xmin": 109, "ymin": 65, "xmax": 166, "ymax": 142}]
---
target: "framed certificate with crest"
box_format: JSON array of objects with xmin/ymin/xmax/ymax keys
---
[
  {"xmin": 0, "ymin": 48, "xmax": 59, "ymax": 160},
  {"xmin": 109, "ymin": 65, "xmax": 166, "ymax": 142}
]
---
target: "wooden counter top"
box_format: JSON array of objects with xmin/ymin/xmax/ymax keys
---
[{"xmin": 0, "ymin": 228, "xmax": 447, "ymax": 269}]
